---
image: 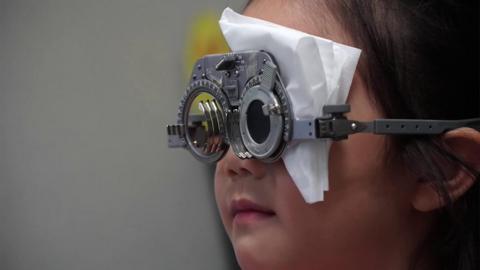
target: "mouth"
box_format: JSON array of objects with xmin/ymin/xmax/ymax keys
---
[{"xmin": 230, "ymin": 198, "xmax": 276, "ymax": 226}]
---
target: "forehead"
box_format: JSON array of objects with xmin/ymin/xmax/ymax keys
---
[{"xmin": 243, "ymin": 0, "xmax": 349, "ymax": 44}]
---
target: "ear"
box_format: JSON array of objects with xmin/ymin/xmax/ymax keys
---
[{"xmin": 412, "ymin": 128, "xmax": 480, "ymax": 212}]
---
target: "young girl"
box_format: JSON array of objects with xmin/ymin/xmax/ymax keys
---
[{"xmin": 214, "ymin": 1, "xmax": 479, "ymax": 269}]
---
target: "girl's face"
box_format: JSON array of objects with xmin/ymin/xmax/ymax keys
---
[{"xmin": 214, "ymin": 2, "xmax": 424, "ymax": 269}]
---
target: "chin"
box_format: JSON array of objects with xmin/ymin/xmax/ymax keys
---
[
  {"xmin": 232, "ymin": 236, "xmax": 291, "ymax": 270},
  {"xmin": 234, "ymin": 246, "xmax": 270, "ymax": 270}
]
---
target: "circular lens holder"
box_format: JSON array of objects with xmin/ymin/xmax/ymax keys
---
[
  {"xmin": 178, "ymin": 79, "xmax": 229, "ymax": 163},
  {"xmin": 237, "ymin": 60, "xmax": 292, "ymax": 162}
]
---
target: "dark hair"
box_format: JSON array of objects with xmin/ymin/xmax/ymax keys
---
[
  {"xmin": 320, "ymin": 1, "xmax": 479, "ymax": 269},
  {"xmin": 246, "ymin": 0, "xmax": 479, "ymax": 269}
]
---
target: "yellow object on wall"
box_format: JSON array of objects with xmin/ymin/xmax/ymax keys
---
[{"xmin": 184, "ymin": 11, "xmax": 230, "ymax": 79}]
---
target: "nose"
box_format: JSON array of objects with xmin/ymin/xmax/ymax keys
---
[{"xmin": 219, "ymin": 149, "xmax": 268, "ymax": 179}]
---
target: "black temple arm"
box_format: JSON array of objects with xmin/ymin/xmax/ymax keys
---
[
  {"xmin": 316, "ymin": 104, "xmax": 480, "ymax": 140},
  {"xmin": 372, "ymin": 118, "xmax": 480, "ymax": 135}
]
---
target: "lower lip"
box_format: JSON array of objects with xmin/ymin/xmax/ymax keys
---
[{"xmin": 233, "ymin": 211, "xmax": 275, "ymax": 226}]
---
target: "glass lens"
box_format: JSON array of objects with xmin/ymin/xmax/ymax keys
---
[
  {"xmin": 246, "ymin": 100, "xmax": 270, "ymax": 144},
  {"xmin": 186, "ymin": 92, "xmax": 225, "ymax": 156}
]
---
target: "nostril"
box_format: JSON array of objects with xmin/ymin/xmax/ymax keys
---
[
  {"xmin": 227, "ymin": 168, "xmax": 237, "ymax": 177},
  {"xmin": 238, "ymin": 168, "xmax": 250, "ymax": 176},
  {"xmin": 227, "ymin": 167, "xmax": 250, "ymax": 177}
]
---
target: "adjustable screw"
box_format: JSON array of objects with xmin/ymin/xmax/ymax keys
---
[{"xmin": 351, "ymin": 122, "xmax": 357, "ymax": 131}]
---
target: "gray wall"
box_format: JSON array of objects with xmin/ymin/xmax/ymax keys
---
[{"xmin": 0, "ymin": 1, "xmax": 245, "ymax": 269}]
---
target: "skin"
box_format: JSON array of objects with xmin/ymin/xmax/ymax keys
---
[{"xmin": 213, "ymin": 1, "xmax": 480, "ymax": 269}]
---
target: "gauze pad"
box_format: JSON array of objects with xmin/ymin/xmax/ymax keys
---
[{"xmin": 219, "ymin": 7, "xmax": 361, "ymax": 203}]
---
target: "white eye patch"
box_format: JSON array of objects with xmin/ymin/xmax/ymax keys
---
[{"xmin": 219, "ymin": 7, "xmax": 361, "ymax": 203}]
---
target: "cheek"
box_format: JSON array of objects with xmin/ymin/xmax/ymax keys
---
[
  {"xmin": 267, "ymin": 162, "xmax": 379, "ymax": 268},
  {"xmin": 214, "ymin": 162, "xmax": 232, "ymax": 233},
  {"xmin": 330, "ymin": 134, "xmax": 388, "ymax": 191},
  {"xmin": 269, "ymin": 163, "xmax": 331, "ymax": 262},
  {"xmin": 272, "ymin": 136, "xmax": 406, "ymax": 263}
]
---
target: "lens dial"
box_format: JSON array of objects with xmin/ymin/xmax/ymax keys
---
[{"xmin": 179, "ymin": 79, "xmax": 229, "ymax": 163}]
